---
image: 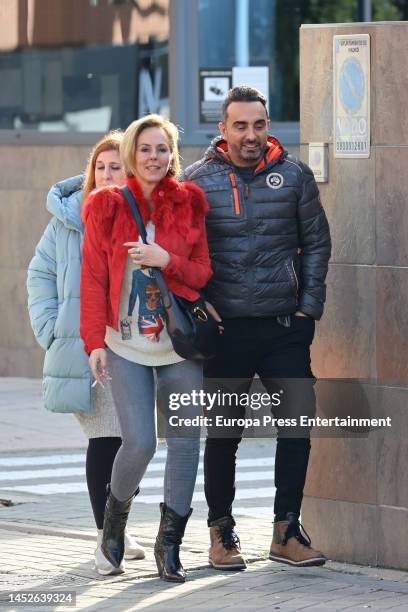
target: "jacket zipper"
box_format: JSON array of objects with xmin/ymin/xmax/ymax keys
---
[
  {"xmin": 245, "ymin": 179, "xmax": 255, "ymax": 314},
  {"xmin": 291, "ymin": 259, "xmax": 299, "ymax": 300},
  {"xmin": 229, "ymin": 172, "xmax": 241, "ymax": 215}
]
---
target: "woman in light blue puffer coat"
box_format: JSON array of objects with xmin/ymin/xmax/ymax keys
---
[{"xmin": 27, "ymin": 132, "xmax": 145, "ymax": 574}]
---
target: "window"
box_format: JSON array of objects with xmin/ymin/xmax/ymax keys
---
[
  {"xmin": 0, "ymin": 0, "xmax": 169, "ymax": 141},
  {"xmin": 172, "ymin": 0, "xmax": 406, "ymax": 145}
]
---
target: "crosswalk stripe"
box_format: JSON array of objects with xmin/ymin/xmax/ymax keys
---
[
  {"xmin": 0, "ymin": 454, "xmax": 86, "ymax": 467},
  {"xmin": 0, "ymin": 451, "xmax": 276, "ymax": 470},
  {"xmin": 0, "ymin": 447, "xmax": 277, "ymax": 518},
  {"xmin": 0, "ymin": 469, "xmax": 274, "ymax": 495},
  {"xmin": 0, "ymin": 467, "xmax": 85, "ymax": 481},
  {"xmin": 140, "ymin": 471, "xmax": 273, "ymax": 489},
  {"xmin": 0, "ymin": 448, "xmax": 180, "ymax": 468},
  {"xmin": 2, "ymin": 482, "xmax": 88, "ymax": 494},
  {"xmin": 138, "ymin": 488, "xmax": 276, "ymax": 504},
  {"xmin": 0, "ymin": 456, "xmax": 274, "ymax": 482},
  {"xmin": 228, "ymin": 457, "xmax": 275, "ymax": 468},
  {"xmin": 0, "ymin": 482, "xmax": 276, "ymax": 499},
  {"xmin": 234, "ymin": 506, "xmax": 273, "ymax": 518}
]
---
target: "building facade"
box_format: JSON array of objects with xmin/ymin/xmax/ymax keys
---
[
  {"xmin": 2, "ymin": 0, "xmax": 404, "ymax": 146},
  {"xmin": 0, "ymin": 0, "xmax": 407, "ymax": 378}
]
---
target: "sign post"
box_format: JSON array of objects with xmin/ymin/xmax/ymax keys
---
[{"xmin": 333, "ymin": 34, "xmax": 370, "ymax": 158}]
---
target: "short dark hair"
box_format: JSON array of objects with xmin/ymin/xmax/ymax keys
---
[{"xmin": 222, "ymin": 85, "xmax": 268, "ymax": 120}]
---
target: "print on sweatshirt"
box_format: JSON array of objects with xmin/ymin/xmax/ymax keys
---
[{"xmin": 119, "ymin": 269, "xmax": 165, "ymax": 343}]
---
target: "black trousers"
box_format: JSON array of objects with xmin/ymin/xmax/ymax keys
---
[{"xmin": 204, "ymin": 315, "xmax": 316, "ymax": 524}]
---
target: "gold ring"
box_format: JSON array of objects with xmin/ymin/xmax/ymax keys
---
[{"xmin": 136, "ymin": 247, "xmax": 141, "ymax": 254}]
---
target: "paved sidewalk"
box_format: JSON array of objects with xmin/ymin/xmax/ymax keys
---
[
  {"xmin": 0, "ymin": 462, "xmax": 408, "ymax": 612},
  {"xmin": 0, "ymin": 379, "xmax": 85, "ymax": 453},
  {"xmin": 1, "ymin": 517, "xmax": 408, "ymax": 612},
  {"xmin": 1, "ymin": 379, "xmax": 408, "ymax": 611}
]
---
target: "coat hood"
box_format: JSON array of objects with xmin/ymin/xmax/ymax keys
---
[
  {"xmin": 205, "ymin": 134, "xmax": 286, "ymax": 173},
  {"xmin": 47, "ymin": 175, "xmax": 84, "ymax": 232}
]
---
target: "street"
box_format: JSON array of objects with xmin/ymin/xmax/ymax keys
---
[{"xmin": 0, "ymin": 378, "xmax": 407, "ymax": 611}]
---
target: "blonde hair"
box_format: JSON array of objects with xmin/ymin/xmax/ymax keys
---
[
  {"xmin": 120, "ymin": 114, "xmax": 180, "ymax": 179},
  {"xmin": 82, "ymin": 130, "xmax": 124, "ymax": 201}
]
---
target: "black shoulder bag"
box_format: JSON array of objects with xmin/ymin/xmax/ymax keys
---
[{"xmin": 120, "ymin": 186, "xmax": 219, "ymax": 361}]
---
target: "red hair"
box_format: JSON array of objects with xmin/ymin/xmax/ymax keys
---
[{"xmin": 82, "ymin": 130, "xmax": 123, "ymax": 202}]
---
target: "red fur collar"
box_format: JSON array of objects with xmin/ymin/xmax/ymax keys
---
[{"xmin": 82, "ymin": 175, "xmax": 208, "ymax": 246}]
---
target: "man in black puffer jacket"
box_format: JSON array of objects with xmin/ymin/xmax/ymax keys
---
[{"xmin": 183, "ymin": 86, "xmax": 331, "ymax": 569}]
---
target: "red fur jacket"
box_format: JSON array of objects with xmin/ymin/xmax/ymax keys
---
[{"xmin": 80, "ymin": 175, "xmax": 212, "ymax": 354}]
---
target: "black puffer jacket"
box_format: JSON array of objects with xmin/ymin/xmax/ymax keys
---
[{"xmin": 182, "ymin": 136, "xmax": 331, "ymax": 320}]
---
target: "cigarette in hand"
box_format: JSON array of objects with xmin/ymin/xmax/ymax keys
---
[{"xmin": 92, "ymin": 380, "xmax": 105, "ymax": 389}]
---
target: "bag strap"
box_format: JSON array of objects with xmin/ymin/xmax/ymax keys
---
[
  {"xmin": 120, "ymin": 186, "xmax": 172, "ymax": 309},
  {"xmin": 121, "ymin": 185, "xmax": 148, "ymax": 243}
]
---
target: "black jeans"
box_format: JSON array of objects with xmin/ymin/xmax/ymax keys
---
[{"xmin": 204, "ymin": 315, "xmax": 316, "ymax": 524}]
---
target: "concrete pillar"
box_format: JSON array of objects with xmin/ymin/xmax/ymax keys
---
[{"xmin": 300, "ymin": 22, "xmax": 408, "ymax": 569}]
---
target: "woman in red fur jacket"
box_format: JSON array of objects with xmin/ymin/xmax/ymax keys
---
[{"xmin": 80, "ymin": 114, "xmax": 212, "ymax": 583}]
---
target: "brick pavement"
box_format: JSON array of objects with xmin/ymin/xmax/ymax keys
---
[
  {"xmin": 1, "ymin": 495, "xmax": 408, "ymax": 611},
  {"xmin": 1, "ymin": 532, "xmax": 408, "ymax": 612}
]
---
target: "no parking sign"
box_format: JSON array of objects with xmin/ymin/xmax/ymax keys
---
[{"xmin": 333, "ymin": 34, "xmax": 370, "ymax": 158}]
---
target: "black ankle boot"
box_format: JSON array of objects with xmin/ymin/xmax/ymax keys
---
[
  {"xmin": 101, "ymin": 485, "xmax": 139, "ymax": 568},
  {"xmin": 154, "ymin": 502, "xmax": 193, "ymax": 583}
]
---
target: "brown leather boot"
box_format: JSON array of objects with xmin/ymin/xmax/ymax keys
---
[
  {"xmin": 269, "ymin": 512, "xmax": 327, "ymax": 567},
  {"xmin": 208, "ymin": 516, "xmax": 246, "ymax": 570}
]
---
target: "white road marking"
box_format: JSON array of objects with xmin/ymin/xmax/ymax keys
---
[
  {"xmin": 234, "ymin": 506, "xmax": 273, "ymax": 518},
  {"xmin": 0, "ymin": 467, "xmax": 85, "ymax": 481},
  {"xmin": 138, "ymin": 488, "xmax": 276, "ymax": 505},
  {"xmin": 0, "ymin": 448, "xmax": 200, "ymax": 468},
  {"xmin": 0, "ymin": 456, "xmax": 274, "ymax": 482},
  {"xmin": 0, "ymin": 469, "xmax": 274, "ymax": 495},
  {"xmin": 0, "ymin": 454, "xmax": 86, "ymax": 467},
  {"xmin": 0, "ymin": 449, "xmax": 276, "ymax": 515},
  {"xmin": 0, "ymin": 481, "xmax": 276, "ymax": 499}
]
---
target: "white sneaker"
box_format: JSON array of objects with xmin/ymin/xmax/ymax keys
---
[
  {"xmin": 94, "ymin": 531, "xmax": 125, "ymax": 576},
  {"xmin": 124, "ymin": 529, "xmax": 146, "ymax": 560}
]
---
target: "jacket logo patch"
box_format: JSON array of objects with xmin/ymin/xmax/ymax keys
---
[{"xmin": 266, "ymin": 172, "xmax": 284, "ymax": 189}]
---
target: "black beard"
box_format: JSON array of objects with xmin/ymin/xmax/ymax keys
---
[{"xmin": 238, "ymin": 142, "xmax": 265, "ymax": 161}]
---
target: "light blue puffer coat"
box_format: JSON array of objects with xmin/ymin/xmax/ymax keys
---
[{"xmin": 27, "ymin": 175, "xmax": 92, "ymax": 414}]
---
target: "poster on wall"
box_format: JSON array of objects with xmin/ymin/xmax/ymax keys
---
[
  {"xmin": 199, "ymin": 69, "xmax": 232, "ymax": 123},
  {"xmin": 333, "ymin": 34, "xmax": 370, "ymax": 158}
]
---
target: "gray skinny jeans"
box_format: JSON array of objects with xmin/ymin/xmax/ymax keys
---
[{"xmin": 106, "ymin": 348, "xmax": 202, "ymax": 517}]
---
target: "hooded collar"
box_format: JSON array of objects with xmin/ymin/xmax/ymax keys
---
[
  {"xmin": 205, "ymin": 135, "xmax": 286, "ymax": 173},
  {"xmin": 46, "ymin": 175, "xmax": 84, "ymax": 232}
]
